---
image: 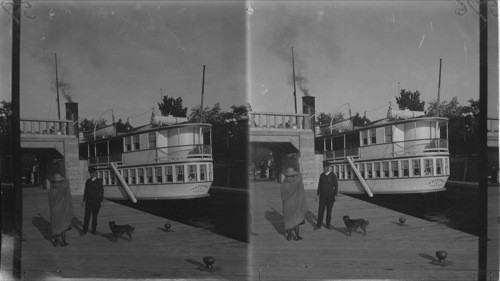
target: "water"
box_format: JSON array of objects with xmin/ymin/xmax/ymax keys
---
[
  {"xmin": 112, "ymin": 188, "xmax": 249, "ymax": 243},
  {"xmin": 348, "ymin": 184, "xmax": 481, "ymax": 236}
]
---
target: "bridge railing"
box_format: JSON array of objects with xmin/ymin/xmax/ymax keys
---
[
  {"xmin": 248, "ymin": 112, "xmax": 312, "ymax": 130},
  {"xmin": 20, "ymin": 118, "xmax": 74, "ymax": 136}
]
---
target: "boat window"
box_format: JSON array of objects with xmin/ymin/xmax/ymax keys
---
[
  {"xmin": 146, "ymin": 167, "xmax": 153, "ymax": 183},
  {"xmin": 325, "ymin": 138, "xmax": 332, "ymax": 151},
  {"xmin": 370, "ymin": 129, "xmax": 376, "ymax": 144},
  {"xmin": 358, "ymin": 164, "xmax": 365, "ymax": 178},
  {"xmin": 122, "ymin": 169, "xmax": 129, "ymax": 184},
  {"xmin": 340, "ymin": 165, "xmax": 345, "ymax": 179},
  {"xmin": 445, "ymin": 158, "xmax": 449, "ymax": 175},
  {"xmin": 200, "ymin": 164, "xmax": 207, "ymax": 181},
  {"xmin": 96, "ymin": 141, "xmax": 107, "ymax": 156},
  {"xmin": 110, "ymin": 171, "xmax": 115, "ymax": 185},
  {"xmin": 361, "ymin": 131, "xmax": 368, "ymax": 146},
  {"xmin": 383, "ymin": 162, "xmax": 389, "ymax": 178},
  {"xmin": 367, "ymin": 163, "xmax": 373, "ymax": 178},
  {"xmin": 124, "ymin": 137, "xmax": 132, "ymax": 152},
  {"xmin": 130, "ymin": 169, "xmax": 136, "ymax": 184},
  {"xmin": 109, "ymin": 138, "xmax": 123, "ymax": 156},
  {"xmin": 391, "ymin": 161, "xmax": 399, "ymax": 177},
  {"xmin": 346, "ymin": 166, "xmax": 352, "ymax": 179},
  {"xmin": 333, "ymin": 136, "xmax": 344, "ymax": 150},
  {"xmin": 155, "ymin": 167, "xmax": 162, "ymax": 183},
  {"xmin": 137, "ymin": 168, "xmax": 144, "ymax": 184},
  {"xmin": 165, "ymin": 166, "xmax": 173, "ymax": 183},
  {"xmin": 188, "ymin": 165, "xmax": 197, "ymax": 182},
  {"xmin": 412, "ymin": 159, "xmax": 421, "ymax": 177},
  {"xmin": 424, "ymin": 159, "xmax": 433, "ymax": 176},
  {"xmin": 133, "ymin": 135, "xmax": 140, "ymax": 150},
  {"xmin": 436, "ymin": 158, "xmax": 443, "ymax": 175},
  {"xmin": 103, "ymin": 171, "xmax": 108, "ymax": 185},
  {"xmin": 89, "ymin": 144, "xmax": 96, "ymax": 157},
  {"xmin": 345, "ymin": 132, "xmax": 360, "ymax": 149},
  {"xmin": 176, "ymin": 165, "xmax": 184, "ymax": 182},
  {"xmin": 439, "ymin": 122, "xmax": 448, "ymax": 139},
  {"xmin": 315, "ymin": 139, "xmax": 325, "ymax": 152},
  {"xmin": 402, "ymin": 160, "xmax": 409, "ymax": 177},
  {"xmin": 209, "ymin": 164, "xmax": 213, "ymax": 181},
  {"xmin": 374, "ymin": 162, "xmax": 381, "ymax": 178},
  {"xmin": 148, "ymin": 132, "xmax": 156, "ymax": 149},
  {"xmin": 385, "ymin": 126, "xmax": 392, "ymax": 143}
]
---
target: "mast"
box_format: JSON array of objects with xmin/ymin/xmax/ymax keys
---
[
  {"xmin": 55, "ymin": 53, "xmax": 61, "ymax": 119},
  {"xmin": 437, "ymin": 58, "xmax": 442, "ymax": 117},
  {"xmin": 200, "ymin": 65, "xmax": 206, "ymax": 123},
  {"xmin": 292, "ymin": 47, "xmax": 297, "ymax": 114}
]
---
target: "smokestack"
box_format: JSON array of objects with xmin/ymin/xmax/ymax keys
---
[
  {"xmin": 65, "ymin": 102, "xmax": 79, "ymax": 136},
  {"xmin": 302, "ymin": 96, "xmax": 315, "ymax": 131}
]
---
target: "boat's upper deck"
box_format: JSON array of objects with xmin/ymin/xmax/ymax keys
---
[
  {"xmin": 317, "ymin": 116, "xmax": 449, "ymax": 162},
  {"xmin": 80, "ymin": 122, "xmax": 213, "ymax": 168}
]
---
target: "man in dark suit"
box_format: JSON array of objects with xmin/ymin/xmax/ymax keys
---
[
  {"xmin": 314, "ymin": 161, "xmax": 338, "ymax": 230},
  {"xmin": 81, "ymin": 167, "xmax": 104, "ymax": 235}
]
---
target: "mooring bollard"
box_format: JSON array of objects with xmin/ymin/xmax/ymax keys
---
[
  {"xmin": 203, "ymin": 256, "xmax": 215, "ymax": 268},
  {"xmin": 399, "ymin": 217, "xmax": 406, "ymax": 225},
  {"xmin": 164, "ymin": 223, "xmax": 171, "ymax": 232},
  {"xmin": 435, "ymin": 250, "xmax": 447, "ymax": 263}
]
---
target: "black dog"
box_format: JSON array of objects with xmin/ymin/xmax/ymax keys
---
[
  {"xmin": 343, "ymin": 216, "xmax": 369, "ymax": 237},
  {"xmin": 109, "ymin": 221, "xmax": 135, "ymax": 243}
]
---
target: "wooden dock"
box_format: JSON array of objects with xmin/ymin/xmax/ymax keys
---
[
  {"xmin": 250, "ymin": 181, "xmax": 479, "ymax": 281},
  {"xmin": 16, "ymin": 187, "xmax": 249, "ymax": 280},
  {"xmin": 1, "ymin": 182, "xmax": 490, "ymax": 280}
]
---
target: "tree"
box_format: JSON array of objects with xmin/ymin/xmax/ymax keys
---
[
  {"xmin": 352, "ymin": 112, "xmax": 371, "ymax": 127},
  {"xmin": 158, "ymin": 95, "xmax": 187, "ymax": 117},
  {"xmin": 189, "ymin": 103, "xmax": 224, "ymax": 124},
  {"xmin": 426, "ymin": 96, "xmax": 463, "ymax": 118},
  {"xmin": 79, "ymin": 118, "xmax": 107, "ymax": 132},
  {"xmin": 0, "ymin": 100, "xmax": 12, "ymax": 135},
  {"xmin": 316, "ymin": 112, "xmax": 344, "ymax": 126},
  {"xmin": 396, "ymin": 89, "xmax": 425, "ymax": 111},
  {"xmin": 115, "ymin": 118, "xmax": 133, "ymax": 132}
]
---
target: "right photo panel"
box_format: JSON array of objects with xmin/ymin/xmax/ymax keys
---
[{"xmin": 247, "ymin": 1, "xmax": 498, "ymax": 280}]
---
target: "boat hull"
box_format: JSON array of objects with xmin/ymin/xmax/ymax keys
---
[
  {"xmin": 103, "ymin": 181, "xmax": 213, "ymax": 200},
  {"xmin": 338, "ymin": 176, "xmax": 448, "ymax": 194}
]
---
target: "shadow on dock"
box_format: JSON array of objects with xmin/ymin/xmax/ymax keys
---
[
  {"xmin": 111, "ymin": 187, "xmax": 249, "ymax": 243},
  {"xmin": 347, "ymin": 182, "xmax": 480, "ymax": 236}
]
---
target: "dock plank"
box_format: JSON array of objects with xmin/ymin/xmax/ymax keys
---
[
  {"xmin": 250, "ymin": 181, "xmax": 478, "ymax": 280},
  {"xmin": 20, "ymin": 187, "xmax": 248, "ymax": 280}
]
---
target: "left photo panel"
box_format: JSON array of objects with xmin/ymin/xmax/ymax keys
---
[{"xmin": 0, "ymin": 1, "xmax": 250, "ymax": 280}]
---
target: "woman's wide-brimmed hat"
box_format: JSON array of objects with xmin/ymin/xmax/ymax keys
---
[
  {"xmin": 52, "ymin": 173, "xmax": 64, "ymax": 182},
  {"xmin": 283, "ymin": 167, "xmax": 298, "ymax": 176}
]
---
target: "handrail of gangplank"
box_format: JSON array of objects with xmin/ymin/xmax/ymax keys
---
[
  {"xmin": 346, "ymin": 156, "xmax": 374, "ymax": 197},
  {"xmin": 110, "ymin": 162, "xmax": 138, "ymax": 203}
]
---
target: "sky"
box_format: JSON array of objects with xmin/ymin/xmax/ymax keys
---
[
  {"xmin": 1, "ymin": 0, "xmax": 247, "ymax": 126},
  {"xmin": 247, "ymin": 0, "xmax": 492, "ymax": 121},
  {"xmin": 0, "ymin": 0, "xmax": 497, "ymax": 126}
]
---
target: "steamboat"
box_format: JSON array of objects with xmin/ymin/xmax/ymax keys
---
[
  {"xmin": 316, "ymin": 107, "xmax": 449, "ymax": 195},
  {"xmin": 79, "ymin": 114, "xmax": 213, "ymax": 201}
]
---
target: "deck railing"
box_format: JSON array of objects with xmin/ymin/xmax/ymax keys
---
[
  {"xmin": 248, "ymin": 112, "xmax": 312, "ymax": 130},
  {"xmin": 89, "ymin": 144, "xmax": 212, "ymax": 166},
  {"xmin": 323, "ymin": 138, "xmax": 449, "ymax": 161},
  {"xmin": 20, "ymin": 118, "xmax": 74, "ymax": 136}
]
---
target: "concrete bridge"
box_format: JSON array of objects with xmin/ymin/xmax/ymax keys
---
[
  {"xmin": 11, "ymin": 117, "xmax": 87, "ymax": 194},
  {"xmin": 248, "ymin": 110, "xmax": 322, "ymax": 190}
]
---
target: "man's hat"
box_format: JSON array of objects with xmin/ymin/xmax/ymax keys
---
[
  {"xmin": 88, "ymin": 167, "xmax": 96, "ymax": 173},
  {"xmin": 323, "ymin": 161, "xmax": 330, "ymax": 167},
  {"xmin": 52, "ymin": 173, "xmax": 64, "ymax": 182},
  {"xmin": 283, "ymin": 167, "xmax": 298, "ymax": 176}
]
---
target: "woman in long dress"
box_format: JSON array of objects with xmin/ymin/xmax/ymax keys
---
[
  {"xmin": 48, "ymin": 173, "xmax": 74, "ymax": 246},
  {"xmin": 280, "ymin": 167, "xmax": 308, "ymax": 241}
]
